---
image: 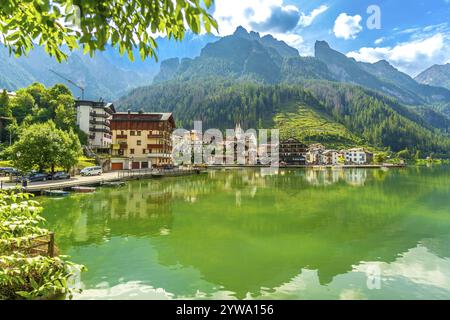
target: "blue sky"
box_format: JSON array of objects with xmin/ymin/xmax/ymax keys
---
[{"xmin": 209, "ymin": 0, "xmax": 450, "ymax": 76}]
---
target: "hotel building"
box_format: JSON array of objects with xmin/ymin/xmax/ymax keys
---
[{"xmin": 110, "ymin": 112, "xmax": 175, "ymax": 170}]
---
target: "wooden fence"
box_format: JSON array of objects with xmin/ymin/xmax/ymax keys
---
[{"xmin": 18, "ymin": 233, "xmax": 55, "ymax": 257}]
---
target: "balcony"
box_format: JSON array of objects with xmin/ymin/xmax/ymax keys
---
[
  {"xmin": 147, "ymin": 144, "xmax": 164, "ymax": 149},
  {"xmin": 90, "ymin": 127, "xmax": 111, "ymax": 134},
  {"xmin": 147, "ymin": 153, "xmax": 171, "ymax": 158},
  {"xmin": 119, "ymin": 143, "xmax": 128, "ymax": 149},
  {"xmin": 148, "ymin": 134, "xmax": 164, "ymax": 138},
  {"xmin": 116, "ymin": 134, "xmax": 128, "ymax": 139},
  {"xmin": 90, "ymin": 119, "xmax": 110, "ymax": 126},
  {"xmin": 89, "ymin": 112, "xmax": 109, "ymax": 119}
]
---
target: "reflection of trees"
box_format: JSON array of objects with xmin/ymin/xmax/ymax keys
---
[
  {"xmin": 153, "ymin": 168, "xmax": 450, "ymax": 298},
  {"xmin": 42, "ymin": 167, "xmax": 450, "ymax": 299}
]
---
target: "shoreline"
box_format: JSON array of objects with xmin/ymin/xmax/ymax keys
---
[
  {"xmin": 8, "ymin": 164, "xmax": 406, "ymax": 195},
  {"xmin": 207, "ymin": 164, "xmax": 407, "ymax": 169}
]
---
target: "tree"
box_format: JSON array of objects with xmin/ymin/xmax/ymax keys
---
[
  {"xmin": 10, "ymin": 91, "xmax": 35, "ymax": 124},
  {"xmin": 0, "ymin": 90, "xmax": 12, "ymax": 118},
  {"xmin": 54, "ymin": 94, "xmax": 76, "ymax": 131},
  {"xmin": 0, "ymin": 0, "xmax": 217, "ymax": 62},
  {"xmin": 9, "ymin": 121, "xmax": 82, "ymax": 173}
]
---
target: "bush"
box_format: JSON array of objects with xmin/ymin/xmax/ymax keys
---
[{"xmin": 0, "ymin": 189, "xmax": 84, "ymax": 300}]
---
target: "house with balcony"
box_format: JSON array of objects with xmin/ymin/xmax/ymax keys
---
[
  {"xmin": 279, "ymin": 138, "xmax": 308, "ymax": 165},
  {"xmin": 75, "ymin": 100, "xmax": 115, "ymax": 154},
  {"xmin": 110, "ymin": 111, "xmax": 175, "ymax": 170}
]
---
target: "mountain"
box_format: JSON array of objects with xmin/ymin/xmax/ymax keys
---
[
  {"xmin": 415, "ymin": 64, "xmax": 450, "ymax": 90},
  {"xmin": 117, "ymin": 26, "xmax": 450, "ymax": 155},
  {"xmin": 0, "ymin": 33, "xmax": 218, "ymax": 100},
  {"xmin": 153, "ymin": 27, "xmax": 332, "ymax": 84},
  {"xmin": 314, "ymin": 41, "xmax": 450, "ymax": 105},
  {"xmin": 151, "ymin": 27, "xmax": 450, "ymax": 107},
  {"xmin": 117, "ymin": 78, "xmax": 450, "ymax": 156}
]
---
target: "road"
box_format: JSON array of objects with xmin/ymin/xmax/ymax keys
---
[{"xmin": 0, "ymin": 171, "xmax": 124, "ymax": 191}]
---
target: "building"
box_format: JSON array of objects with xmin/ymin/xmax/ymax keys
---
[
  {"xmin": 321, "ymin": 150, "xmax": 340, "ymax": 165},
  {"xmin": 344, "ymin": 148, "xmax": 373, "ymax": 165},
  {"xmin": 75, "ymin": 100, "xmax": 115, "ymax": 153},
  {"xmin": 279, "ymin": 138, "xmax": 308, "ymax": 165},
  {"xmin": 306, "ymin": 143, "xmax": 326, "ymax": 165},
  {"xmin": 6, "ymin": 91, "xmax": 16, "ymax": 99},
  {"xmin": 110, "ymin": 112, "xmax": 175, "ymax": 170}
]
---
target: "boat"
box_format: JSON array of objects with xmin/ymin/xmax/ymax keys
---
[
  {"xmin": 43, "ymin": 190, "xmax": 69, "ymax": 197},
  {"xmin": 72, "ymin": 186, "xmax": 96, "ymax": 193}
]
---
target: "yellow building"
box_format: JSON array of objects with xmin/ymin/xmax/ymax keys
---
[{"xmin": 110, "ymin": 112, "xmax": 175, "ymax": 170}]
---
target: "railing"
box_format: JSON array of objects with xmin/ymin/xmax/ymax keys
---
[
  {"xmin": 90, "ymin": 120, "xmax": 110, "ymax": 126},
  {"xmin": 89, "ymin": 112, "xmax": 109, "ymax": 118},
  {"xmin": 147, "ymin": 144, "xmax": 164, "ymax": 149},
  {"xmin": 116, "ymin": 167, "xmax": 201, "ymax": 180},
  {"xmin": 90, "ymin": 127, "xmax": 112, "ymax": 134},
  {"xmin": 116, "ymin": 135, "xmax": 127, "ymax": 139},
  {"xmin": 13, "ymin": 233, "xmax": 55, "ymax": 257},
  {"xmin": 147, "ymin": 134, "xmax": 164, "ymax": 138}
]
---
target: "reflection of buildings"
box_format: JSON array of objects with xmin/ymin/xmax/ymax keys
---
[
  {"xmin": 42, "ymin": 167, "xmax": 450, "ymax": 299},
  {"xmin": 305, "ymin": 168, "xmax": 367, "ymax": 186},
  {"xmin": 345, "ymin": 169, "xmax": 368, "ymax": 186}
]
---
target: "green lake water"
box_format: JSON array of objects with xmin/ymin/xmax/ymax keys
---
[{"xmin": 41, "ymin": 167, "xmax": 450, "ymax": 300}]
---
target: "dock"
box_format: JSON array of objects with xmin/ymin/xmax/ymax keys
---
[{"xmin": 5, "ymin": 168, "xmax": 204, "ymax": 195}]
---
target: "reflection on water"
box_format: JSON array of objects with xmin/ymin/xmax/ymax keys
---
[{"xmin": 41, "ymin": 167, "xmax": 450, "ymax": 299}]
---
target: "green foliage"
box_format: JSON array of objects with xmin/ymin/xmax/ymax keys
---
[
  {"xmin": 274, "ymin": 104, "xmax": 360, "ymax": 148},
  {"xmin": 374, "ymin": 153, "xmax": 388, "ymax": 164},
  {"xmin": 0, "ymin": 189, "xmax": 84, "ymax": 300},
  {"xmin": 0, "ymin": 90, "xmax": 12, "ymax": 118},
  {"xmin": 3, "ymin": 82, "xmax": 80, "ymax": 146},
  {"xmin": 9, "ymin": 121, "xmax": 82, "ymax": 173},
  {"xmin": 0, "ymin": 0, "xmax": 217, "ymax": 62}
]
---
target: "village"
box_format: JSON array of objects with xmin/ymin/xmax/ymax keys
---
[{"xmin": 75, "ymin": 99, "xmax": 377, "ymax": 171}]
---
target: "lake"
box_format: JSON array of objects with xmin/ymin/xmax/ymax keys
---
[{"xmin": 41, "ymin": 167, "xmax": 450, "ymax": 300}]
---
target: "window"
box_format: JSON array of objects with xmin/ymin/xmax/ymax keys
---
[
  {"xmin": 130, "ymin": 131, "xmax": 136, "ymax": 136},
  {"xmin": 121, "ymin": 131, "xmax": 125, "ymax": 135},
  {"xmin": 130, "ymin": 149, "xmax": 135, "ymax": 155},
  {"xmin": 137, "ymin": 140, "xmax": 142, "ymax": 146},
  {"xmin": 137, "ymin": 131, "xmax": 141, "ymax": 136},
  {"xmin": 143, "ymin": 149, "xmax": 147, "ymax": 154}
]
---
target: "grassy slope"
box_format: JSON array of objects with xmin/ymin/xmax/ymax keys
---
[{"xmin": 273, "ymin": 102, "xmax": 361, "ymax": 149}]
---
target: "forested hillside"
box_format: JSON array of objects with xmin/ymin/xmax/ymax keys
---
[{"xmin": 118, "ymin": 78, "xmax": 450, "ymax": 156}]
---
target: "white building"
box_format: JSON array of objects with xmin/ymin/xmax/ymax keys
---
[
  {"xmin": 321, "ymin": 150, "xmax": 340, "ymax": 165},
  {"xmin": 344, "ymin": 148, "xmax": 371, "ymax": 165},
  {"xmin": 75, "ymin": 100, "xmax": 115, "ymax": 153}
]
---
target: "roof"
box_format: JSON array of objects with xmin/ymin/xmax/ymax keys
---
[{"xmin": 114, "ymin": 112, "xmax": 173, "ymax": 121}]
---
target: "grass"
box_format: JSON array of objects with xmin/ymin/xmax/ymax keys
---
[
  {"xmin": 77, "ymin": 157, "xmax": 96, "ymax": 169},
  {"xmin": 0, "ymin": 160, "xmax": 12, "ymax": 167},
  {"xmin": 273, "ymin": 103, "xmax": 361, "ymax": 149}
]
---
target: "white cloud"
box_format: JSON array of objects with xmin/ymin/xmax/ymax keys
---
[
  {"xmin": 333, "ymin": 13, "xmax": 363, "ymax": 40},
  {"xmin": 374, "ymin": 37, "xmax": 384, "ymax": 45},
  {"xmin": 299, "ymin": 5, "xmax": 329, "ymax": 27},
  {"xmin": 212, "ymin": 1, "xmax": 328, "ymax": 55},
  {"xmin": 347, "ymin": 33, "xmax": 449, "ymax": 76},
  {"xmin": 213, "ymin": 0, "xmax": 292, "ymax": 36}
]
